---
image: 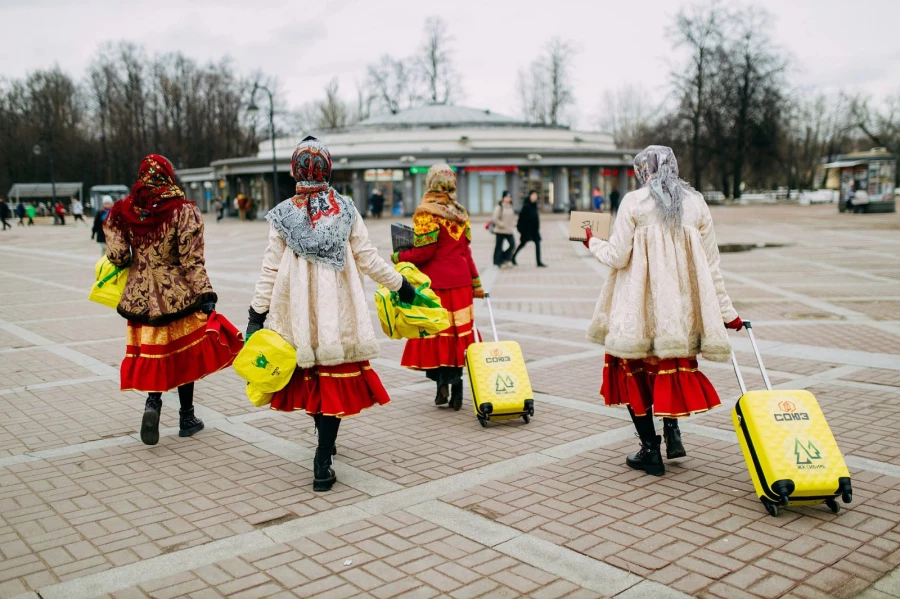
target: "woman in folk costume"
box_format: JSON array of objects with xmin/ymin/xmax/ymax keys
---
[
  {"xmin": 581, "ymin": 146, "xmax": 743, "ymax": 476},
  {"xmin": 394, "ymin": 164, "xmax": 484, "ymax": 411},
  {"xmin": 104, "ymin": 155, "xmax": 242, "ymax": 446},
  {"xmin": 247, "ymin": 137, "xmax": 416, "ymax": 492}
]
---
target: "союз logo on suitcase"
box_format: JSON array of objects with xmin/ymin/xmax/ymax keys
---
[
  {"xmin": 486, "ymin": 348, "xmax": 516, "ymax": 395},
  {"xmin": 773, "ymin": 400, "xmax": 809, "ymax": 422},
  {"xmin": 769, "ymin": 397, "xmax": 827, "ymax": 471}
]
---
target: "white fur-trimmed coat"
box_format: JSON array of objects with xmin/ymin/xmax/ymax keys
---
[
  {"xmin": 587, "ymin": 187, "xmax": 738, "ymax": 362},
  {"xmin": 251, "ymin": 212, "xmax": 402, "ymax": 368}
]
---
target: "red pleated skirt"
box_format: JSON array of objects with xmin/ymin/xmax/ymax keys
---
[
  {"xmin": 121, "ymin": 311, "xmax": 243, "ymax": 393},
  {"xmin": 600, "ymin": 354, "xmax": 721, "ymax": 417},
  {"xmin": 401, "ymin": 286, "xmax": 479, "ymax": 370},
  {"xmin": 268, "ymin": 361, "xmax": 390, "ymax": 417}
]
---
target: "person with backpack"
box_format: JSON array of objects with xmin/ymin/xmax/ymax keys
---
[
  {"xmin": 491, "ymin": 191, "xmax": 516, "ymax": 268},
  {"xmin": 15, "ymin": 201, "xmax": 25, "ymax": 226},
  {"xmin": 512, "ymin": 190, "xmax": 547, "ymax": 267},
  {"xmin": 25, "ymin": 203, "xmax": 36, "ymax": 226}
]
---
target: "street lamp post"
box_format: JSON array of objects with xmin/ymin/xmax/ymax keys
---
[
  {"xmin": 248, "ymin": 83, "xmax": 279, "ymax": 209},
  {"xmin": 32, "ymin": 142, "xmax": 56, "ymax": 206}
]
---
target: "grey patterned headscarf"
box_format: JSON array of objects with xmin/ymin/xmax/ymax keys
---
[{"xmin": 634, "ymin": 146, "xmax": 688, "ymax": 227}]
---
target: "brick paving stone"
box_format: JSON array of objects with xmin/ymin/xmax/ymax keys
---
[{"xmin": 4, "ymin": 208, "xmax": 900, "ymax": 598}]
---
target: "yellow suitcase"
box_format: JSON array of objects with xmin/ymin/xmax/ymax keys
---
[
  {"xmin": 731, "ymin": 322, "xmax": 852, "ymax": 517},
  {"xmin": 466, "ymin": 293, "xmax": 534, "ymax": 427}
]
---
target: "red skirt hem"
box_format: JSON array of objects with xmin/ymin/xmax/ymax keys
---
[
  {"xmin": 121, "ymin": 312, "xmax": 242, "ymax": 393},
  {"xmin": 600, "ymin": 354, "xmax": 720, "ymax": 418},
  {"xmin": 268, "ymin": 361, "xmax": 389, "ymax": 417},
  {"xmin": 401, "ymin": 286, "xmax": 478, "ymax": 370}
]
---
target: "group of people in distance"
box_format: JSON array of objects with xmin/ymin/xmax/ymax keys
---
[{"xmin": 101, "ymin": 138, "xmax": 742, "ymax": 492}]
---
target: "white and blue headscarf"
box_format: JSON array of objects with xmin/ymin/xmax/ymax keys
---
[{"xmin": 634, "ymin": 145, "xmax": 690, "ymax": 228}]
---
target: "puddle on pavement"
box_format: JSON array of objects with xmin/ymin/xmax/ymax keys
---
[
  {"xmin": 718, "ymin": 242, "xmax": 790, "ymax": 253},
  {"xmin": 785, "ymin": 312, "xmax": 845, "ymax": 321}
]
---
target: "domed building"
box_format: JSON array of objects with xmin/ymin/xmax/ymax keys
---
[{"xmin": 199, "ymin": 104, "xmax": 637, "ymax": 216}]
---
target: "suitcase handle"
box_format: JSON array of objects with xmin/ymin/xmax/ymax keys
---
[
  {"xmin": 730, "ymin": 321, "xmax": 773, "ymax": 394},
  {"xmin": 483, "ymin": 292, "xmax": 500, "ymax": 343}
]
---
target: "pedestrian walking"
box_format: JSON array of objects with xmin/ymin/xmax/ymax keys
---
[
  {"xmin": 592, "ymin": 187, "xmax": 605, "ymax": 212},
  {"xmin": 580, "ymin": 146, "xmax": 743, "ymax": 476},
  {"xmin": 394, "ymin": 163, "xmax": 484, "ymax": 411},
  {"xmin": 54, "ymin": 202, "xmax": 66, "ymax": 225},
  {"xmin": 492, "ymin": 191, "xmax": 516, "ymax": 267},
  {"xmin": 237, "ymin": 194, "xmax": 250, "ymax": 221},
  {"xmin": 91, "ymin": 196, "xmax": 114, "ymax": 255},
  {"xmin": 369, "ymin": 188, "xmax": 385, "ymax": 219},
  {"xmin": 104, "ymin": 154, "xmax": 241, "ymax": 446},
  {"xmin": 215, "ymin": 199, "xmax": 224, "ymax": 222},
  {"xmin": 853, "ymin": 182, "xmax": 870, "ymax": 214},
  {"xmin": 0, "ymin": 198, "xmax": 11, "ymax": 230},
  {"xmin": 25, "ymin": 203, "xmax": 35, "ymax": 226},
  {"xmin": 609, "ymin": 187, "xmax": 621, "ymax": 214},
  {"xmin": 15, "ymin": 202, "xmax": 25, "ymax": 226},
  {"xmin": 512, "ymin": 190, "xmax": 547, "ymax": 267},
  {"xmin": 247, "ymin": 137, "xmax": 416, "ymax": 492},
  {"xmin": 71, "ymin": 197, "xmax": 86, "ymax": 224}
]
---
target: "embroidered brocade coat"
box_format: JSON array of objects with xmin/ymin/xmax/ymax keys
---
[
  {"xmin": 394, "ymin": 213, "xmax": 481, "ymax": 292},
  {"xmin": 586, "ymin": 187, "xmax": 738, "ymax": 362},
  {"xmin": 104, "ymin": 204, "xmax": 216, "ymax": 326}
]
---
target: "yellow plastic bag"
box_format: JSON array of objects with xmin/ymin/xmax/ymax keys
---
[
  {"xmin": 375, "ymin": 263, "xmax": 451, "ymax": 340},
  {"xmin": 88, "ymin": 257, "xmax": 129, "ymax": 310},
  {"xmin": 246, "ymin": 384, "xmax": 274, "ymax": 407},
  {"xmin": 233, "ymin": 329, "xmax": 297, "ymax": 392}
]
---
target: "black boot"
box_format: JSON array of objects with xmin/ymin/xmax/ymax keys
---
[
  {"xmin": 626, "ymin": 435, "xmax": 665, "ymax": 476},
  {"xmin": 178, "ymin": 408, "xmax": 204, "ymax": 438},
  {"xmin": 450, "ymin": 383, "xmax": 463, "ymax": 411},
  {"xmin": 663, "ymin": 418, "xmax": 686, "ymax": 459},
  {"xmin": 313, "ymin": 447, "xmax": 336, "ymax": 492},
  {"xmin": 626, "ymin": 406, "xmax": 665, "ymax": 476},
  {"xmin": 313, "ymin": 414, "xmax": 338, "ymax": 454},
  {"xmin": 435, "ymin": 383, "xmax": 449, "ymax": 406},
  {"xmin": 141, "ymin": 394, "xmax": 162, "ymax": 446}
]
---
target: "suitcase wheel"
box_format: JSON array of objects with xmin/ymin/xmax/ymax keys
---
[
  {"xmin": 522, "ymin": 414, "xmax": 530, "ymax": 424},
  {"xmin": 842, "ymin": 490, "xmax": 852, "ymax": 504},
  {"xmin": 761, "ymin": 497, "xmax": 779, "ymax": 517},
  {"xmin": 477, "ymin": 415, "xmax": 487, "ymax": 428},
  {"xmin": 825, "ymin": 498, "xmax": 840, "ymax": 514}
]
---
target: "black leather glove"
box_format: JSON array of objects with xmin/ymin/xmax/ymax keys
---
[
  {"xmin": 246, "ymin": 308, "xmax": 268, "ymax": 340},
  {"xmin": 398, "ymin": 277, "xmax": 416, "ymax": 304},
  {"xmin": 200, "ymin": 301, "xmax": 216, "ymax": 315}
]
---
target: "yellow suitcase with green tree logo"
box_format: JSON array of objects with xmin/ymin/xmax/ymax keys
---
[
  {"xmin": 731, "ymin": 322, "xmax": 852, "ymax": 516},
  {"xmin": 465, "ymin": 293, "xmax": 534, "ymax": 427}
]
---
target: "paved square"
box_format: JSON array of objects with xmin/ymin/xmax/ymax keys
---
[{"xmin": 1, "ymin": 205, "xmax": 899, "ymax": 599}]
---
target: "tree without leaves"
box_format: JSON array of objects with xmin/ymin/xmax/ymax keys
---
[
  {"xmin": 366, "ymin": 55, "xmax": 420, "ymax": 115},
  {"xmin": 517, "ymin": 37, "xmax": 576, "ymax": 126},
  {"xmin": 668, "ymin": 0, "xmax": 724, "ymax": 189},
  {"xmin": 596, "ymin": 84, "xmax": 658, "ymax": 148},
  {"xmin": 416, "ymin": 17, "xmax": 458, "ymax": 105}
]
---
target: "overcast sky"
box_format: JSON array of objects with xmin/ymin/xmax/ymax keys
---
[{"xmin": 2, "ymin": 0, "xmax": 898, "ymax": 127}]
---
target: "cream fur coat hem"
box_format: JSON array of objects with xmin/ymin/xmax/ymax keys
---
[
  {"xmin": 587, "ymin": 187, "xmax": 738, "ymax": 363},
  {"xmin": 251, "ymin": 211, "xmax": 402, "ymax": 368}
]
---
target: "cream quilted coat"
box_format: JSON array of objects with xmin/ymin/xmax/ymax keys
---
[
  {"xmin": 251, "ymin": 212, "xmax": 402, "ymax": 368},
  {"xmin": 587, "ymin": 187, "xmax": 738, "ymax": 362}
]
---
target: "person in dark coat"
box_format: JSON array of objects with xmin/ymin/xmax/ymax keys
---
[
  {"xmin": 0, "ymin": 198, "xmax": 11, "ymax": 231},
  {"xmin": 369, "ymin": 188, "xmax": 385, "ymax": 219},
  {"xmin": 91, "ymin": 196, "xmax": 114, "ymax": 255},
  {"xmin": 512, "ymin": 190, "xmax": 546, "ymax": 267},
  {"xmin": 609, "ymin": 187, "xmax": 621, "ymax": 214}
]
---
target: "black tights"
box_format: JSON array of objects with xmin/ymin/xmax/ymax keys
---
[
  {"xmin": 148, "ymin": 383, "xmax": 194, "ymax": 411},
  {"xmin": 314, "ymin": 414, "xmax": 341, "ymax": 452}
]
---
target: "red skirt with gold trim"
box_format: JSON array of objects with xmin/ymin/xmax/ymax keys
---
[
  {"xmin": 269, "ymin": 361, "xmax": 390, "ymax": 417},
  {"xmin": 401, "ymin": 286, "xmax": 479, "ymax": 370},
  {"xmin": 121, "ymin": 311, "xmax": 242, "ymax": 393},
  {"xmin": 600, "ymin": 354, "xmax": 720, "ymax": 418}
]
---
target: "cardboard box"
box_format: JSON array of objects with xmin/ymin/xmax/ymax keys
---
[{"xmin": 568, "ymin": 211, "xmax": 611, "ymax": 241}]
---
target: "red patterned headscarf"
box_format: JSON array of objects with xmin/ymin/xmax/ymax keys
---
[{"xmin": 108, "ymin": 154, "xmax": 191, "ymax": 241}]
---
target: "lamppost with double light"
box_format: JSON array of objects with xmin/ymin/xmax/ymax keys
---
[{"xmin": 248, "ymin": 83, "xmax": 280, "ymax": 208}]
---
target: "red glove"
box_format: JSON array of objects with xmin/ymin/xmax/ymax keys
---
[
  {"xmin": 582, "ymin": 227, "xmax": 594, "ymax": 249},
  {"xmin": 725, "ymin": 317, "xmax": 744, "ymax": 331}
]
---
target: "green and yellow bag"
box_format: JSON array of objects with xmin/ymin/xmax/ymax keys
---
[
  {"xmin": 375, "ymin": 263, "xmax": 450, "ymax": 340},
  {"xmin": 88, "ymin": 257, "xmax": 129, "ymax": 310},
  {"xmin": 233, "ymin": 329, "xmax": 297, "ymax": 393}
]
